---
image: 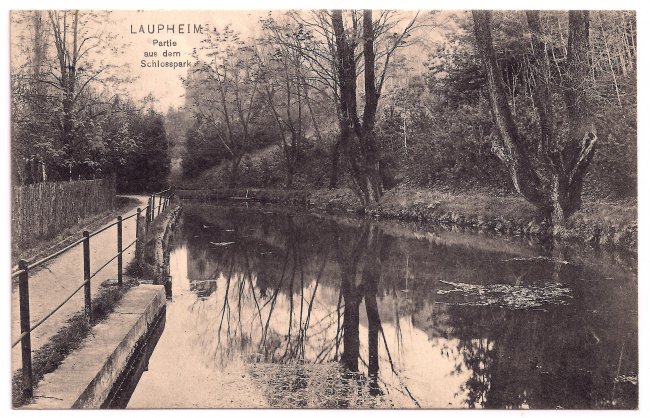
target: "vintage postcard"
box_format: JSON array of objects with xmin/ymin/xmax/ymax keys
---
[{"xmin": 8, "ymin": 3, "xmax": 639, "ymax": 410}]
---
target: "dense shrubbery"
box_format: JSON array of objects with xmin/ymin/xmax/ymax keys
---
[
  {"xmin": 181, "ymin": 112, "xmax": 279, "ymax": 181},
  {"xmin": 584, "ymin": 100, "xmax": 637, "ymax": 201},
  {"xmin": 182, "ymin": 124, "xmax": 231, "ymax": 178},
  {"xmin": 116, "ymin": 110, "xmax": 171, "ymax": 193},
  {"xmin": 187, "ymin": 140, "xmax": 337, "ymax": 190},
  {"xmin": 376, "ymin": 76, "xmax": 513, "ymax": 193}
]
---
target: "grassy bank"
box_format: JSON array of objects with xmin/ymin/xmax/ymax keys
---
[
  {"xmin": 177, "ymin": 186, "xmax": 636, "ymax": 252},
  {"xmin": 309, "ymin": 189, "xmax": 638, "ymax": 251},
  {"xmin": 309, "ymin": 188, "xmax": 637, "ymax": 251}
]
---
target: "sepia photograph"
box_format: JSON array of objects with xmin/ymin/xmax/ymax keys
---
[{"xmin": 5, "ymin": 1, "xmax": 641, "ymax": 411}]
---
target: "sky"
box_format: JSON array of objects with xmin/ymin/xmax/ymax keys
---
[
  {"xmin": 111, "ymin": 10, "xmax": 268, "ymax": 111},
  {"xmin": 8, "ymin": 10, "xmax": 269, "ymax": 112},
  {"xmin": 92, "ymin": 10, "xmax": 441, "ymax": 112},
  {"xmin": 10, "ymin": 9, "xmax": 445, "ymax": 112}
]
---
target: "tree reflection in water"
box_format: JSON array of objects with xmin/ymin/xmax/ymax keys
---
[{"xmin": 171, "ymin": 204, "xmax": 637, "ymax": 409}]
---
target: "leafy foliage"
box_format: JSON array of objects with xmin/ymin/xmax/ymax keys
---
[
  {"xmin": 116, "ymin": 109, "xmax": 171, "ymax": 193},
  {"xmin": 11, "ymin": 11, "xmax": 170, "ymax": 191}
]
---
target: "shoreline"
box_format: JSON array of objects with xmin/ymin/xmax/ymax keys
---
[{"xmin": 176, "ymin": 187, "xmax": 637, "ymax": 253}]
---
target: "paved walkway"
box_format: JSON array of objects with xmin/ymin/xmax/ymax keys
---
[{"xmin": 11, "ymin": 196, "xmax": 149, "ymax": 373}]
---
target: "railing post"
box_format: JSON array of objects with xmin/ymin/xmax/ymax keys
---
[
  {"xmin": 83, "ymin": 231, "xmax": 92, "ymax": 324},
  {"xmin": 157, "ymin": 194, "xmax": 162, "ymax": 216},
  {"xmin": 135, "ymin": 208, "xmax": 142, "ymax": 263},
  {"xmin": 146, "ymin": 196, "xmax": 152, "ymax": 227},
  {"xmin": 117, "ymin": 216, "xmax": 123, "ymax": 286},
  {"xmin": 18, "ymin": 259, "xmax": 33, "ymax": 399},
  {"xmin": 150, "ymin": 194, "xmax": 155, "ymax": 221}
]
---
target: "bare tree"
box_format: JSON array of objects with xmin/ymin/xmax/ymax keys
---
[
  {"xmin": 472, "ymin": 10, "xmax": 597, "ymax": 232},
  {"xmin": 269, "ymin": 11, "xmax": 343, "ymax": 189},
  {"xmin": 187, "ymin": 26, "xmax": 260, "ymax": 187},
  {"xmin": 331, "ymin": 10, "xmax": 422, "ymax": 206},
  {"xmin": 45, "ymin": 11, "xmax": 128, "ymax": 178},
  {"xmin": 274, "ymin": 10, "xmax": 424, "ymax": 200},
  {"xmin": 255, "ymin": 17, "xmax": 324, "ymax": 188}
]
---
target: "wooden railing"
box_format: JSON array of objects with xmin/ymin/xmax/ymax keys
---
[{"xmin": 11, "ymin": 188, "xmax": 175, "ymax": 399}]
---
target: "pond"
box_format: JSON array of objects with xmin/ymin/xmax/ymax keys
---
[{"xmin": 127, "ymin": 202, "xmax": 638, "ymax": 409}]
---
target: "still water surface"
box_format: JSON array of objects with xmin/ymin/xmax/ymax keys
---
[{"xmin": 128, "ymin": 203, "xmax": 637, "ymax": 409}]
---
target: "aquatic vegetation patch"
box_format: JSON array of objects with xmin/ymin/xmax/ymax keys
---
[
  {"xmin": 435, "ymin": 280, "xmax": 572, "ymax": 310},
  {"xmin": 209, "ymin": 241, "xmax": 235, "ymax": 246},
  {"xmin": 249, "ymin": 361, "xmax": 394, "ymax": 408}
]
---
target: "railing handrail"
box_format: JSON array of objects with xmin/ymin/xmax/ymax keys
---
[
  {"xmin": 13, "ymin": 278, "xmax": 88, "ymax": 348},
  {"xmin": 11, "ymin": 236, "xmax": 86, "ymax": 279},
  {"xmin": 12, "ymin": 187, "xmax": 175, "ymax": 398},
  {"xmin": 89, "ymin": 219, "xmax": 121, "ymax": 238},
  {"xmin": 11, "ymin": 204, "xmax": 151, "ymax": 276},
  {"xmin": 10, "ymin": 234, "xmax": 142, "ymax": 348},
  {"xmin": 122, "ymin": 211, "xmax": 140, "ymax": 221},
  {"xmin": 152, "ymin": 188, "xmax": 171, "ymax": 196}
]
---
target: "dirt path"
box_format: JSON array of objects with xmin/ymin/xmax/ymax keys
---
[{"xmin": 11, "ymin": 195, "xmax": 149, "ymax": 373}]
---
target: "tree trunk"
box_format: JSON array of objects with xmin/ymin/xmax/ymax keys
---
[
  {"xmin": 472, "ymin": 11, "xmax": 546, "ymax": 207},
  {"xmin": 560, "ymin": 10, "xmax": 598, "ymax": 219},
  {"xmin": 362, "ymin": 130, "xmax": 383, "ymax": 202},
  {"xmin": 329, "ymin": 138, "xmax": 340, "ymax": 189},
  {"xmin": 339, "ymin": 120, "xmax": 370, "ymax": 205},
  {"xmin": 49, "ymin": 11, "xmax": 79, "ymax": 176},
  {"xmin": 228, "ymin": 156, "xmax": 242, "ymax": 188},
  {"xmin": 331, "ymin": 10, "xmax": 384, "ymax": 208}
]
